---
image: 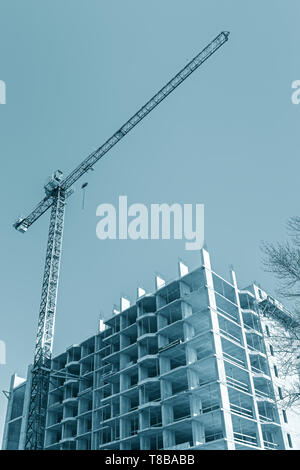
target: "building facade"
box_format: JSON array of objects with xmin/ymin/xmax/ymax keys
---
[{"xmin": 3, "ymin": 249, "xmax": 300, "ymax": 450}]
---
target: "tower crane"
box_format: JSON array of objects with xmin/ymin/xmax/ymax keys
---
[{"xmin": 13, "ymin": 31, "xmax": 230, "ymax": 449}]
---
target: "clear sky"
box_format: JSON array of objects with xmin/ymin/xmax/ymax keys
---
[{"xmin": 1, "ymin": 0, "xmax": 300, "ymax": 445}]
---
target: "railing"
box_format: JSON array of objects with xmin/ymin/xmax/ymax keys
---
[
  {"xmin": 158, "ymin": 338, "xmax": 182, "ymax": 353},
  {"xmin": 247, "ymin": 344, "xmax": 265, "ymax": 355},
  {"xmin": 223, "ymin": 351, "xmax": 245, "ymax": 367},
  {"xmin": 102, "ymin": 369, "xmax": 118, "ymax": 378},
  {"xmin": 121, "ymin": 338, "xmax": 138, "ymax": 349},
  {"xmin": 122, "ymin": 360, "xmax": 135, "ymax": 370},
  {"xmin": 173, "ymin": 414, "xmax": 191, "ymax": 422},
  {"xmin": 219, "ymin": 328, "xmax": 241, "ymax": 344},
  {"xmin": 213, "ymin": 306, "xmax": 238, "ymax": 323},
  {"xmin": 151, "ymin": 422, "xmax": 162, "ymax": 428},
  {"xmin": 259, "ymin": 414, "xmax": 275, "ymax": 423},
  {"xmin": 244, "ymin": 323, "xmax": 261, "ymax": 334},
  {"xmin": 251, "ymin": 365, "xmax": 268, "ymax": 376},
  {"xmin": 230, "ymin": 403, "xmax": 253, "ymax": 419},
  {"xmin": 226, "ymin": 376, "xmax": 249, "ymax": 393},
  {"xmin": 233, "ymin": 432, "xmax": 258, "ymax": 446},
  {"xmin": 205, "ymin": 432, "xmax": 223, "ymax": 442},
  {"xmin": 263, "ymin": 440, "xmax": 278, "ymax": 449},
  {"xmin": 141, "ymin": 397, "xmax": 161, "ymax": 405},
  {"xmin": 48, "ymin": 399, "xmax": 64, "ymax": 407},
  {"xmin": 200, "ymin": 404, "xmax": 220, "ymax": 414},
  {"xmin": 129, "ymin": 405, "xmax": 139, "ymax": 411},
  {"xmin": 164, "ymin": 316, "xmax": 183, "ymax": 327},
  {"xmin": 166, "ymin": 442, "xmax": 191, "ymax": 450},
  {"xmin": 254, "ymin": 388, "xmax": 273, "ymax": 399}
]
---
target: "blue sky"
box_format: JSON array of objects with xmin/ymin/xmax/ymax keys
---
[{"xmin": 1, "ymin": 0, "xmax": 300, "ymax": 445}]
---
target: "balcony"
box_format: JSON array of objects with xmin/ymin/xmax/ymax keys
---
[
  {"xmin": 233, "ymin": 432, "xmax": 258, "ymax": 447},
  {"xmin": 230, "ymin": 403, "xmax": 254, "ymax": 420},
  {"xmin": 223, "ymin": 351, "xmax": 245, "ymax": 369},
  {"xmin": 226, "ymin": 376, "xmax": 250, "ymax": 394},
  {"xmin": 263, "ymin": 440, "xmax": 278, "ymax": 450}
]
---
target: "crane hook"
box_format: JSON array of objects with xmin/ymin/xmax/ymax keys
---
[{"xmin": 81, "ymin": 182, "xmax": 88, "ymax": 209}]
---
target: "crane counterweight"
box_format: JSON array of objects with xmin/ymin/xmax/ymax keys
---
[{"xmin": 44, "ymin": 170, "xmax": 64, "ymax": 197}]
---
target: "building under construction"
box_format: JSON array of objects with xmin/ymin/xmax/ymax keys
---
[{"xmin": 2, "ymin": 249, "xmax": 300, "ymax": 450}]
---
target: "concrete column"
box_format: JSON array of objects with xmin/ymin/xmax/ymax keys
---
[
  {"xmin": 157, "ymin": 312, "xmax": 168, "ymax": 330},
  {"xmin": 163, "ymin": 429, "xmax": 175, "ymax": 449},
  {"xmin": 1, "ymin": 375, "xmax": 16, "ymax": 449},
  {"xmin": 183, "ymin": 323, "xmax": 195, "ymax": 342},
  {"xmin": 120, "ymin": 395, "xmax": 130, "ymax": 414},
  {"xmin": 140, "ymin": 435, "xmax": 150, "ymax": 450},
  {"xmin": 19, "ymin": 365, "xmax": 32, "ymax": 449},
  {"xmin": 159, "ymin": 355, "xmax": 171, "ymax": 375},
  {"xmin": 200, "ymin": 248, "xmax": 235, "ymax": 449},
  {"xmin": 230, "ymin": 269, "xmax": 265, "ymax": 449},
  {"xmin": 181, "ymin": 301, "xmax": 193, "ymax": 319},
  {"xmin": 186, "ymin": 345, "xmax": 197, "ymax": 365},
  {"xmin": 192, "ymin": 421, "xmax": 205, "ymax": 446},
  {"xmin": 140, "ymin": 409, "xmax": 149, "ymax": 429},
  {"xmin": 160, "ymin": 378, "xmax": 172, "ymax": 400},
  {"xmin": 120, "ymin": 372, "xmax": 130, "ymax": 392},
  {"xmin": 187, "ymin": 368, "xmax": 199, "ymax": 389},
  {"xmin": 139, "ymin": 386, "xmax": 149, "ymax": 405},
  {"xmin": 162, "ymin": 403, "xmax": 174, "ymax": 425},
  {"xmin": 120, "ymin": 416, "xmax": 130, "ymax": 439},
  {"xmin": 190, "ymin": 395, "xmax": 202, "ymax": 416},
  {"xmin": 156, "ymin": 294, "xmax": 166, "ymax": 310},
  {"xmin": 179, "ymin": 280, "xmax": 191, "ymax": 297}
]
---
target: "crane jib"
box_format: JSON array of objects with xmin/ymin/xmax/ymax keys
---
[
  {"xmin": 14, "ymin": 32, "xmax": 229, "ymax": 232},
  {"xmin": 61, "ymin": 31, "xmax": 229, "ymax": 191}
]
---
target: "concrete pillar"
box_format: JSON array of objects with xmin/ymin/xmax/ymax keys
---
[
  {"xmin": 156, "ymin": 294, "xmax": 167, "ymax": 310},
  {"xmin": 1, "ymin": 375, "xmax": 16, "ymax": 449},
  {"xmin": 192, "ymin": 421, "xmax": 205, "ymax": 446},
  {"xmin": 230, "ymin": 268, "xmax": 265, "ymax": 449},
  {"xmin": 163, "ymin": 429, "xmax": 175, "ymax": 449},
  {"xmin": 187, "ymin": 368, "xmax": 199, "ymax": 389},
  {"xmin": 186, "ymin": 345, "xmax": 197, "ymax": 366},
  {"xmin": 179, "ymin": 280, "xmax": 191, "ymax": 297},
  {"xmin": 159, "ymin": 356, "xmax": 171, "ymax": 375},
  {"xmin": 120, "ymin": 416, "xmax": 130, "ymax": 439},
  {"xmin": 157, "ymin": 311, "xmax": 168, "ymax": 330},
  {"xmin": 162, "ymin": 403, "xmax": 174, "ymax": 425},
  {"xmin": 183, "ymin": 323, "xmax": 195, "ymax": 342},
  {"xmin": 120, "ymin": 372, "xmax": 130, "ymax": 392},
  {"xmin": 182, "ymin": 301, "xmax": 193, "ymax": 319},
  {"xmin": 120, "ymin": 395, "xmax": 130, "ymax": 414},
  {"xmin": 160, "ymin": 378, "xmax": 172, "ymax": 400},
  {"xmin": 200, "ymin": 248, "xmax": 235, "ymax": 449},
  {"xmin": 190, "ymin": 395, "xmax": 202, "ymax": 416},
  {"xmin": 19, "ymin": 365, "xmax": 32, "ymax": 449},
  {"xmin": 140, "ymin": 435, "xmax": 150, "ymax": 450},
  {"xmin": 139, "ymin": 386, "xmax": 149, "ymax": 405},
  {"xmin": 139, "ymin": 408, "xmax": 151, "ymax": 432}
]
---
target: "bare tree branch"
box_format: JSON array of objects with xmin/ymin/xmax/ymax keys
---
[{"xmin": 261, "ymin": 217, "xmax": 300, "ymax": 409}]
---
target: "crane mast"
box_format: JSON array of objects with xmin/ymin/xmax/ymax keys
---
[
  {"xmin": 14, "ymin": 31, "xmax": 230, "ymax": 449},
  {"xmin": 25, "ymin": 188, "xmax": 66, "ymax": 449}
]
